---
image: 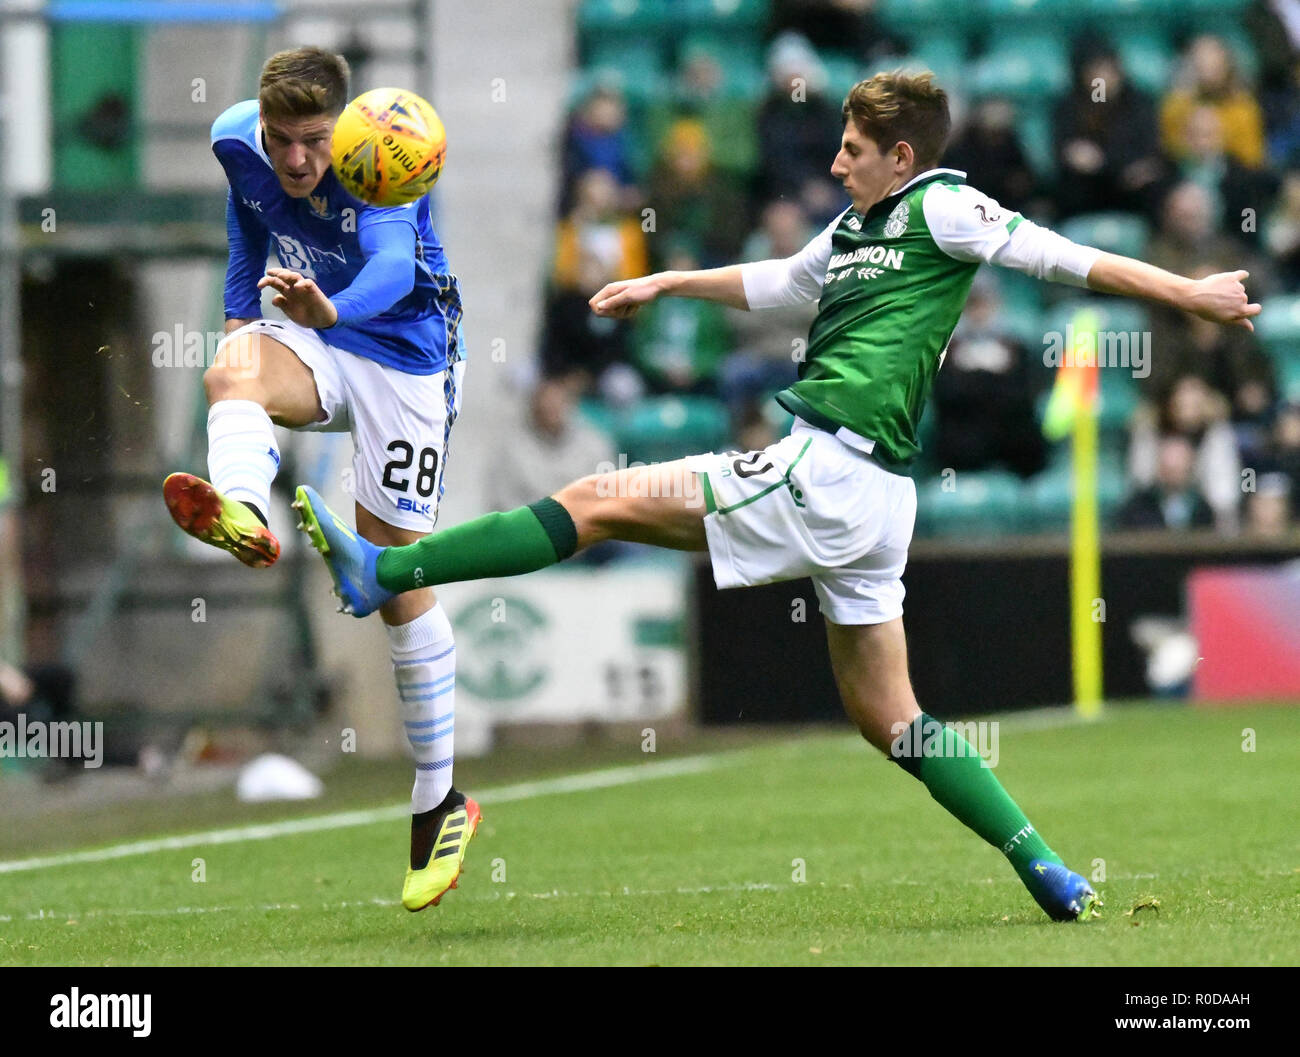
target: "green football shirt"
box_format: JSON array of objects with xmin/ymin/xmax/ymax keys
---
[{"xmin": 767, "ymin": 169, "xmax": 1025, "ymax": 472}]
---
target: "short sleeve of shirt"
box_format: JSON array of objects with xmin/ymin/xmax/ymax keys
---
[{"xmin": 922, "ymin": 183, "xmax": 1023, "ymax": 265}]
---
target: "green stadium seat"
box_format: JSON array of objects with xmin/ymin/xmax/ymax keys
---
[
  {"xmin": 1108, "ymin": 29, "xmax": 1176, "ymax": 97},
  {"xmin": 914, "ymin": 468, "xmax": 1029, "ymax": 537},
  {"xmin": 1084, "ymin": 0, "xmax": 1171, "ymax": 22},
  {"xmin": 679, "ymin": 32, "xmax": 765, "ymax": 99},
  {"xmin": 1097, "ymin": 456, "xmax": 1129, "ymax": 522},
  {"xmin": 1097, "ymin": 365, "xmax": 1140, "ymax": 433},
  {"xmin": 1015, "ymin": 101, "xmax": 1056, "ymax": 179},
  {"xmin": 585, "ymin": 39, "xmax": 669, "ymax": 102},
  {"xmin": 647, "ymin": 97, "xmax": 760, "ymax": 176},
  {"xmin": 1056, "ymin": 212, "xmax": 1150, "ymax": 259},
  {"xmin": 577, "ymin": 396, "xmax": 619, "ymax": 438},
  {"xmin": 968, "ymin": 33, "xmax": 1070, "ymax": 102},
  {"xmin": 681, "ymin": 0, "xmax": 768, "ymax": 30},
  {"xmin": 1256, "ymin": 295, "xmax": 1300, "ymax": 360},
  {"xmin": 1025, "ymin": 455, "xmax": 1125, "ymax": 532},
  {"xmin": 905, "ymin": 36, "xmax": 967, "ymax": 93},
  {"xmin": 992, "ymin": 267, "xmax": 1045, "ymax": 322},
  {"xmin": 1277, "ymin": 355, "xmax": 1300, "ymax": 403},
  {"xmin": 1044, "ymin": 296, "xmax": 1149, "ymax": 336},
  {"xmin": 1041, "ymin": 297, "xmax": 1151, "ymax": 392},
  {"xmin": 1255, "ymin": 295, "xmax": 1300, "ymax": 343},
  {"xmin": 615, "ymin": 395, "xmax": 731, "ymax": 465},
  {"xmin": 977, "ymin": 0, "xmax": 1078, "ymax": 27},
  {"xmin": 822, "ymin": 53, "xmax": 888, "ymax": 100},
  {"xmin": 1023, "ymin": 460, "xmax": 1071, "ymax": 531},
  {"xmin": 879, "ymin": 0, "xmax": 976, "ymax": 34},
  {"xmin": 579, "ymin": 0, "xmax": 674, "ymax": 37},
  {"xmin": 993, "ymin": 303, "xmax": 1047, "ymax": 350},
  {"xmin": 1176, "ymin": 0, "xmax": 1250, "ymax": 15}
]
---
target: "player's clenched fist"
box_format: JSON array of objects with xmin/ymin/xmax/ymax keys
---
[
  {"xmin": 589, "ymin": 275, "xmax": 663, "ymax": 319},
  {"xmin": 258, "ymin": 267, "xmax": 340, "ymax": 329}
]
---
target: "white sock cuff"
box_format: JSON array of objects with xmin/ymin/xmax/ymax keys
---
[
  {"xmin": 208, "ymin": 397, "xmax": 275, "ymax": 435},
  {"xmin": 385, "ymin": 603, "xmax": 453, "ymax": 655}
]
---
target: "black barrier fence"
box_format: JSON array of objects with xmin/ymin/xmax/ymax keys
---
[{"xmin": 692, "ymin": 534, "xmax": 1300, "ymax": 723}]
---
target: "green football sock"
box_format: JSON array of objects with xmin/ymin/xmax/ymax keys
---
[
  {"xmin": 375, "ymin": 497, "xmax": 578, "ymax": 593},
  {"xmin": 893, "ymin": 713, "xmax": 1064, "ymax": 885}
]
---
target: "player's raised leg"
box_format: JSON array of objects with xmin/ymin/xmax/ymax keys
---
[
  {"xmin": 164, "ymin": 326, "xmax": 325, "ymax": 567},
  {"xmin": 353, "ymin": 505, "xmax": 480, "ymax": 912},
  {"xmin": 293, "ymin": 459, "xmax": 708, "ymax": 615},
  {"xmin": 825, "ymin": 616, "xmax": 1101, "ymax": 922}
]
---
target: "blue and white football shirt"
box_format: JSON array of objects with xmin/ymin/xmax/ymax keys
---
[{"xmin": 212, "ymin": 99, "xmax": 463, "ymax": 375}]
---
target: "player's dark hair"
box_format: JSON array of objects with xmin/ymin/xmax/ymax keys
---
[
  {"xmin": 842, "ymin": 70, "xmax": 951, "ymax": 173},
  {"xmin": 259, "ymin": 47, "xmax": 350, "ymax": 119}
]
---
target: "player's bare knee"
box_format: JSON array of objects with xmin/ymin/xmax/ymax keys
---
[
  {"xmin": 553, "ymin": 473, "xmax": 615, "ymax": 544},
  {"xmin": 203, "ymin": 361, "xmax": 263, "ymax": 407}
]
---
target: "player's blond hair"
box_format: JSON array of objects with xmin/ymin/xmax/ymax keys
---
[
  {"xmin": 842, "ymin": 70, "xmax": 951, "ymax": 172},
  {"xmin": 259, "ymin": 47, "xmax": 350, "ymax": 119}
]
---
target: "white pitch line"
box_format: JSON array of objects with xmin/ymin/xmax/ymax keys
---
[
  {"xmin": 0, "ymin": 753, "xmax": 728, "ymax": 877},
  {"xmin": 4, "ymin": 872, "xmax": 1201, "ymax": 925}
]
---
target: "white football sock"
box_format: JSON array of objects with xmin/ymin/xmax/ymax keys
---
[
  {"xmin": 207, "ymin": 399, "xmax": 279, "ymax": 519},
  {"xmin": 388, "ymin": 603, "xmax": 456, "ymax": 813}
]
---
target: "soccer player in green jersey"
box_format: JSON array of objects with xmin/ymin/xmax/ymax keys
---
[{"xmin": 292, "ymin": 71, "xmax": 1260, "ymax": 921}]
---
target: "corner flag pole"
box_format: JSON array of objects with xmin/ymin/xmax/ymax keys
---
[
  {"xmin": 1044, "ymin": 308, "xmax": 1104, "ymax": 719},
  {"xmin": 1069, "ymin": 362, "xmax": 1103, "ymax": 718}
]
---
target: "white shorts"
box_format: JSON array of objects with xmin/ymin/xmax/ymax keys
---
[
  {"xmin": 685, "ymin": 422, "xmax": 917, "ymax": 625},
  {"xmin": 220, "ymin": 318, "xmax": 466, "ymax": 532}
]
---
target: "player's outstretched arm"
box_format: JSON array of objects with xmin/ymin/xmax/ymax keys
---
[
  {"xmin": 589, "ymin": 265, "xmax": 749, "ymax": 318},
  {"xmin": 590, "ymin": 211, "xmax": 842, "ymax": 318},
  {"xmin": 1085, "ymin": 255, "xmax": 1262, "ymax": 331}
]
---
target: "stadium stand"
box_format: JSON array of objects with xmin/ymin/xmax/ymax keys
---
[{"xmin": 561, "ymin": 0, "xmax": 1297, "ymax": 539}]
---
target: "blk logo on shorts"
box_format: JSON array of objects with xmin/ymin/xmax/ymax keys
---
[{"xmin": 398, "ymin": 496, "xmax": 432, "ymax": 517}]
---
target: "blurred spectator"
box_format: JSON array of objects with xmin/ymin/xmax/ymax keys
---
[
  {"xmin": 722, "ymin": 201, "xmax": 817, "ymax": 438},
  {"xmin": 645, "ymin": 118, "xmax": 750, "ymax": 269},
  {"xmin": 1261, "ymin": 401, "xmax": 1300, "ymax": 517},
  {"xmin": 1144, "ymin": 264, "xmax": 1276, "ymax": 417},
  {"xmin": 560, "ymin": 85, "xmax": 638, "ymax": 214},
  {"xmin": 486, "ymin": 374, "xmax": 617, "ymax": 513},
  {"xmin": 0, "ymin": 660, "xmax": 83, "ymax": 778},
  {"xmin": 552, "ymin": 168, "xmax": 648, "ymax": 292},
  {"xmin": 1053, "ymin": 43, "xmax": 1167, "ymax": 221},
  {"xmin": 756, "ymin": 32, "xmax": 847, "ymax": 224},
  {"xmin": 1118, "ymin": 433, "xmax": 1216, "ymax": 530},
  {"xmin": 767, "ymin": 0, "xmax": 905, "ymax": 62},
  {"xmin": 929, "ymin": 274, "xmax": 1046, "ymax": 478},
  {"xmin": 633, "ymin": 239, "xmax": 730, "ymax": 395},
  {"xmin": 1175, "ymin": 105, "xmax": 1278, "ymax": 247},
  {"xmin": 1244, "ymin": 0, "xmax": 1300, "ymax": 165},
  {"xmin": 943, "ymin": 98, "xmax": 1037, "ymax": 215},
  {"xmin": 1264, "ymin": 172, "xmax": 1300, "ymax": 286},
  {"xmin": 652, "ymin": 43, "xmax": 758, "ymax": 180},
  {"xmin": 1244, "ymin": 471, "xmax": 1292, "ymax": 536},
  {"xmin": 540, "ymin": 244, "xmax": 636, "ymax": 398},
  {"xmin": 1146, "ymin": 182, "xmax": 1275, "ymax": 295},
  {"xmin": 544, "ymin": 169, "xmax": 648, "ymax": 393},
  {"xmin": 1160, "ymin": 35, "xmax": 1267, "ymax": 170},
  {"xmin": 1129, "ymin": 375, "xmax": 1242, "ymax": 531}
]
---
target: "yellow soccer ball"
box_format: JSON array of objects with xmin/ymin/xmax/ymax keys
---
[{"xmin": 331, "ymin": 87, "xmax": 446, "ymax": 206}]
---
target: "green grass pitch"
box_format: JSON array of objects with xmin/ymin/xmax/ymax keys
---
[{"xmin": 0, "ymin": 703, "xmax": 1296, "ymax": 966}]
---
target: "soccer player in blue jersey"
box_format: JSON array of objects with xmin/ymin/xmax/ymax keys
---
[{"xmin": 163, "ymin": 48, "xmax": 478, "ymax": 912}]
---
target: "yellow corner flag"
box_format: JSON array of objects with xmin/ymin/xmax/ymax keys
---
[{"xmin": 1044, "ymin": 309, "xmax": 1104, "ymax": 718}]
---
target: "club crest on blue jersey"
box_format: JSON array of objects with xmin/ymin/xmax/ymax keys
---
[{"xmin": 308, "ymin": 194, "xmax": 337, "ymax": 220}]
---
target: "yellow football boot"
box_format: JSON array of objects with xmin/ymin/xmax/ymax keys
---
[
  {"xmin": 402, "ymin": 791, "xmax": 482, "ymax": 912},
  {"xmin": 163, "ymin": 472, "xmax": 280, "ymax": 568}
]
